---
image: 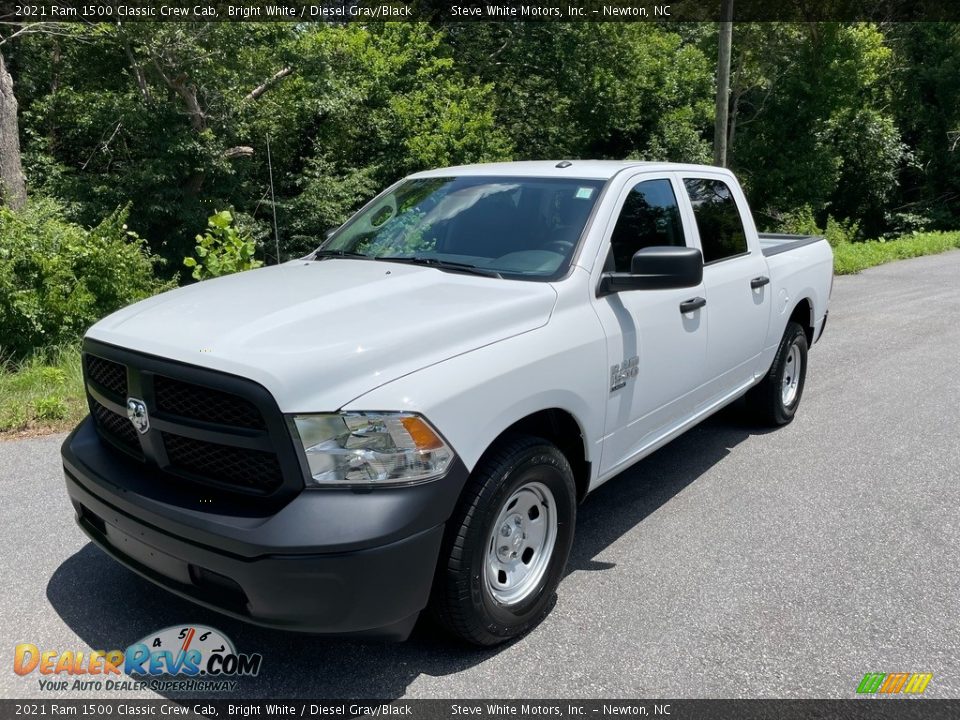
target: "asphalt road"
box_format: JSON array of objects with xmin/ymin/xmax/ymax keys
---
[{"xmin": 2, "ymin": 251, "xmax": 959, "ymax": 701}]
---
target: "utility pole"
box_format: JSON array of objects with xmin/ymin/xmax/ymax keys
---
[{"xmin": 713, "ymin": 0, "xmax": 734, "ymax": 168}]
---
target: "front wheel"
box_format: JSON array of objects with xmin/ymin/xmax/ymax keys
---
[
  {"xmin": 431, "ymin": 435, "xmax": 576, "ymax": 646},
  {"xmin": 746, "ymin": 321, "xmax": 809, "ymax": 426}
]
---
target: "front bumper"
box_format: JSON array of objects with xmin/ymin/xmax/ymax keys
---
[{"xmin": 62, "ymin": 417, "xmax": 469, "ymax": 639}]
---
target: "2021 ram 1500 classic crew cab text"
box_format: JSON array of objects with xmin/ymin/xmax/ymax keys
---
[{"xmin": 62, "ymin": 161, "xmax": 833, "ymax": 645}]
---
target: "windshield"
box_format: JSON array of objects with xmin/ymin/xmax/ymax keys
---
[{"xmin": 316, "ymin": 176, "xmax": 605, "ymax": 279}]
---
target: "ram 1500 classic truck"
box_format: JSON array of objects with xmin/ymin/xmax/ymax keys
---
[{"xmin": 62, "ymin": 161, "xmax": 833, "ymax": 645}]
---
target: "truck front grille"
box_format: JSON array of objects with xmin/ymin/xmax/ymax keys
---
[
  {"xmin": 82, "ymin": 341, "xmax": 302, "ymax": 503},
  {"xmin": 86, "ymin": 355, "xmax": 127, "ymax": 398},
  {"xmin": 162, "ymin": 433, "xmax": 283, "ymax": 494},
  {"xmin": 155, "ymin": 374, "xmax": 265, "ymax": 430},
  {"xmin": 91, "ymin": 399, "xmax": 142, "ymax": 458}
]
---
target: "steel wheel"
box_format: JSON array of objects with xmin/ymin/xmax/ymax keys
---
[
  {"xmin": 781, "ymin": 340, "xmax": 803, "ymax": 407},
  {"xmin": 432, "ymin": 435, "xmax": 576, "ymax": 645},
  {"xmin": 483, "ymin": 481, "xmax": 558, "ymax": 606}
]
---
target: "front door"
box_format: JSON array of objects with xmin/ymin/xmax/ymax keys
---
[{"xmin": 593, "ymin": 175, "xmax": 708, "ymax": 478}]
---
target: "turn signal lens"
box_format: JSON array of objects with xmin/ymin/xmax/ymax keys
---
[{"xmin": 399, "ymin": 415, "xmax": 445, "ymax": 450}]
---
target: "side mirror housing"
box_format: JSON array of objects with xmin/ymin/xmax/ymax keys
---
[{"xmin": 598, "ymin": 246, "xmax": 703, "ymax": 296}]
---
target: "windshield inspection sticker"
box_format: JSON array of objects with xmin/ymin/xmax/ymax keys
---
[{"xmin": 575, "ymin": 187, "xmax": 595, "ymax": 200}]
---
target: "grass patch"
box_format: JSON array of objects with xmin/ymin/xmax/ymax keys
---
[
  {"xmin": 0, "ymin": 345, "xmax": 86, "ymax": 436},
  {"xmin": 833, "ymin": 231, "xmax": 960, "ymax": 275}
]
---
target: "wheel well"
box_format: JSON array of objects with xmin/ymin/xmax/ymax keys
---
[
  {"xmin": 789, "ymin": 298, "xmax": 814, "ymax": 345},
  {"xmin": 496, "ymin": 409, "xmax": 591, "ymax": 503}
]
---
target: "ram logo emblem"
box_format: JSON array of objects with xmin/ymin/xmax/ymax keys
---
[{"xmin": 126, "ymin": 398, "xmax": 150, "ymax": 435}]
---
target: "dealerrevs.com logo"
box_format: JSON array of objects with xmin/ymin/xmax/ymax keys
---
[{"xmin": 13, "ymin": 625, "xmax": 263, "ymax": 692}]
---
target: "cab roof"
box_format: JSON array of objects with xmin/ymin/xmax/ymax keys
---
[{"xmin": 408, "ymin": 160, "xmax": 732, "ymax": 181}]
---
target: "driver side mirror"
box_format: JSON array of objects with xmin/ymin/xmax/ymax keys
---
[{"xmin": 598, "ymin": 246, "xmax": 703, "ymax": 296}]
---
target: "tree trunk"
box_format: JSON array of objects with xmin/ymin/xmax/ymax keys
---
[
  {"xmin": 0, "ymin": 49, "xmax": 27, "ymax": 210},
  {"xmin": 713, "ymin": 0, "xmax": 734, "ymax": 168},
  {"xmin": 728, "ymin": 87, "xmax": 741, "ymax": 163}
]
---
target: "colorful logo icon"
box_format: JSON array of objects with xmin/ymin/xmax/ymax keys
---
[{"xmin": 856, "ymin": 672, "xmax": 933, "ymax": 695}]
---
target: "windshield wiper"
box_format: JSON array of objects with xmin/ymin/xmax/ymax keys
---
[
  {"xmin": 378, "ymin": 256, "xmax": 502, "ymax": 278},
  {"xmin": 311, "ymin": 249, "xmax": 371, "ymax": 260}
]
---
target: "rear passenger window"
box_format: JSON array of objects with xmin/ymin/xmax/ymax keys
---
[
  {"xmin": 609, "ymin": 179, "xmax": 685, "ymax": 272},
  {"xmin": 683, "ymin": 178, "xmax": 748, "ymax": 263}
]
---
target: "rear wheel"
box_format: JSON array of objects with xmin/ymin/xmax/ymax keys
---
[
  {"xmin": 431, "ymin": 435, "xmax": 576, "ymax": 646},
  {"xmin": 746, "ymin": 321, "xmax": 809, "ymax": 426}
]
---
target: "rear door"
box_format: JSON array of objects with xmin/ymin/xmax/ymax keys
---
[
  {"xmin": 593, "ymin": 173, "xmax": 709, "ymax": 478},
  {"xmin": 680, "ymin": 175, "xmax": 771, "ymax": 404}
]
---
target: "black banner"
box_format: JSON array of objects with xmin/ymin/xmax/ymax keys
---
[
  {"xmin": 3, "ymin": 0, "xmax": 960, "ymax": 23},
  {"xmin": 2, "ymin": 700, "xmax": 960, "ymax": 720}
]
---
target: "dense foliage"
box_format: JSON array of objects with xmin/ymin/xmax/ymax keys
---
[
  {"xmin": 0, "ymin": 200, "xmax": 170, "ymax": 358},
  {"xmin": 3, "ymin": 21, "xmax": 955, "ymax": 270}
]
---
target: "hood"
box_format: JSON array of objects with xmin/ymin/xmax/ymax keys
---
[{"xmin": 87, "ymin": 259, "xmax": 558, "ymax": 411}]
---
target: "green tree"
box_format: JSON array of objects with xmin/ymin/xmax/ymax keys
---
[
  {"xmin": 730, "ymin": 23, "xmax": 905, "ymax": 235},
  {"xmin": 885, "ymin": 23, "xmax": 960, "ymax": 231},
  {"xmin": 444, "ymin": 23, "xmax": 714, "ymax": 162}
]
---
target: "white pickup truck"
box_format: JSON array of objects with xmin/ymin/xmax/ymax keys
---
[{"xmin": 62, "ymin": 161, "xmax": 833, "ymax": 645}]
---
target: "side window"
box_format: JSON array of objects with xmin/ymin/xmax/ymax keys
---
[
  {"xmin": 609, "ymin": 179, "xmax": 685, "ymax": 272},
  {"xmin": 683, "ymin": 178, "xmax": 748, "ymax": 263}
]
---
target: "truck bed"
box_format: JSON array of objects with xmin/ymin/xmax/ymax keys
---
[{"xmin": 758, "ymin": 233, "xmax": 827, "ymax": 257}]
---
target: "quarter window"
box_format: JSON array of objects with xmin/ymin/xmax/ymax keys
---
[
  {"xmin": 609, "ymin": 179, "xmax": 685, "ymax": 272},
  {"xmin": 683, "ymin": 178, "xmax": 748, "ymax": 263}
]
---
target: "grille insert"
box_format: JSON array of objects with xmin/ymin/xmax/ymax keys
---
[
  {"xmin": 82, "ymin": 343, "xmax": 297, "ymax": 501},
  {"xmin": 154, "ymin": 375, "xmax": 266, "ymax": 430},
  {"xmin": 86, "ymin": 355, "xmax": 127, "ymax": 398},
  {"xmin": 162, "ymin": 433, "xmax": 283, "ymax": 495},
  {"xmin": 91, "ymin": 400, "xmax": 142, "ymax": 456}
]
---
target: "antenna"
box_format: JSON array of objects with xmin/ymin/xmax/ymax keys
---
[{"xmin": 266, "ymin": 136, "xmax": 280, "ymax": 264}]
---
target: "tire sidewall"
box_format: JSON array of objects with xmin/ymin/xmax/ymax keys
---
[
  {"xmin": 468, "ymin": 445, "xmax": 576, "ymax": 638},
  {"xmin": 775, "ymin": 324, "xmax": 809, "ymax": 423}
]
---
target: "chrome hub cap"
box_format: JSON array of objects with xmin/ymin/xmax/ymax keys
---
[
  {"xmin": 484, "ymin": 481, "xmax": 558, "ymax": 606},
  {"xmin": 781, "ymin": 341, "xmax": 802, "ymax": 407}
]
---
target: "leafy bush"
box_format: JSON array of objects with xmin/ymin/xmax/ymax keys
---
[
  {"xmin": 823, "ymin": 216, "xmax": 861, "ymax": 247},
  {"xmin": 777, "ymin": 205, "xmax": 861, "ymax": 246},
  {"xmin": 184, "ymin": 210, "xmax": 263, "ymax": 280},
  {"xmin": 0, "ymin": 198, "xmax": 171, "ymax": 359},
  {"xmin": 776, "ymin": 205, "xmax": 822, "ymax": 236}
]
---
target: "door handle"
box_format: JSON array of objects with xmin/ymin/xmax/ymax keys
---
[
  {"xmin": 750, "ymin": 275, "xmax": 770, "ymax": 289},
  {"xmin": 679, "ymin": 297, "xmax": 707, "ymax": 314}
]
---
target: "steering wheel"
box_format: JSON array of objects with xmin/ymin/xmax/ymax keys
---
[{"xmin": 542, "ymin": 240, "xmax": 575, "ymax": 255}]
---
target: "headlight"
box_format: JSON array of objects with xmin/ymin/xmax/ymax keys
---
[{"xmin": 292, "ymin": 412, "xmax": 453, "ymax": 487}]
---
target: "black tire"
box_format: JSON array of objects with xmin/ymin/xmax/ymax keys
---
[
  {"xmin": 746, "ymin": 321, "xmax": 809, "ymax": 426},
  {"xmin": 430, "ymin": 435, "xmax": 577, "ymax": 646}
]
